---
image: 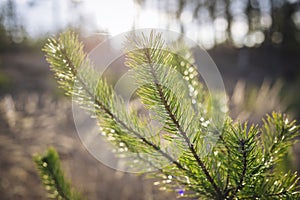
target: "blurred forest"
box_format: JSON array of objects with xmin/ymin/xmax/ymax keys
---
[{"xmin": 0, "ymin": 0, "xmax": 300, "ymax": 199}]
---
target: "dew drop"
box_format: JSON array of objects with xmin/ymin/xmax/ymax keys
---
[
  {"xmin": 289, "ymin": 126, "xmax": 296, "ymax": 132},
  {"xmin": 43, "ymin": 175, "xmax": 49, "ymax": 180},
  {"xmin": 285, "ymin": 118, "xmax": 289, "ymax": 125},
  {"xmin": 119, "ymin": 142, "xmax": 125, "ymax": 147},
  {"xmin": 45, "ymin": 185, "xmax": 51, "ymax": 191}
]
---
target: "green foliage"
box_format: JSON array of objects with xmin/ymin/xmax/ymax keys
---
[
  {"xmin": 33, "ymin": 148, "xmax": 84, "ymax": 200},
  {"xmin": 38, "ymin": 31, "xmax": 300, "ymax": 199}
]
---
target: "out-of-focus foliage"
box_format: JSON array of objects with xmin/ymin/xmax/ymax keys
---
[
  {"xmin": 0, "ymin": 0, "xmax": 25, "ymax": 50},
  {"xmin": 136, "ymin": 0, "xmax": 300, "ymax": 49},
  {"xmin": 2, "ymin": 0, "xmax": 300, "ymax": 50}
]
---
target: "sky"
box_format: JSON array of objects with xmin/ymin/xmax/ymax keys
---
[{"xmin": 6, "ymin": 0, "xmax": 163, "ymax": 36}]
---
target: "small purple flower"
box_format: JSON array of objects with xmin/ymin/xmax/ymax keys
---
[{"xmin": 178, "ymin": 189, "xmax": 184, "ymax": 196}]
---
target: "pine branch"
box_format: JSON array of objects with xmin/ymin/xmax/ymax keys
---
[
  {"xmin": 217, "ymin": 134, "xmax": 231, "ymax": 193},
  {"xmin": 126, "ymin": 31, "xmax": 223, "ymax": 198},
  {"xmin": 261, "ymin": 113, "xmax": 300, "ymax": 169},
  {"xmin": 39, "ymin": 30, "xmax": 300, "ymax": 200},
  {"xmin": 33, "ymin": 148, "xmax": 84, "ymax": 200},
  {"xmin": 240, "ymin": 171, "xmax": 300, "ymax": 199},
  {"xmin": 43, "ymin": 31, "xmax": 192, "ymax": 179},
  {"xmin": 64, "ymin": 48, "xmax": 183, "ymax": 170},
  {"xmin": 149, "ymin": 49, "xmax": 222, "ymax": 197},
  {"xmin": 167, "ymin": 40, "xmax": 204, "ymax": 114},
  {"xmin": 227, "ymin": 136, "xmax": 247, "ymax": 199}
]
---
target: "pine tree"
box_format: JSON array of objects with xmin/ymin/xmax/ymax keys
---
[{"xmin": 35, "ymin": 31, "xmax": 300, "ymax": 199}]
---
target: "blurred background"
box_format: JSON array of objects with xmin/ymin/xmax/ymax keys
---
[{"xmin": 0, "ymin": 0, "xmax": 300, "ymax": 199}]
